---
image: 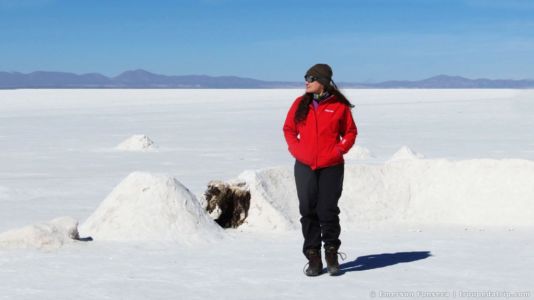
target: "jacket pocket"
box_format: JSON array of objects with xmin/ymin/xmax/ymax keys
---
[
  {"xmin": 327, "ymin": 145, "xmax": 343, "ymax": 164},
  {"xmin": 291, "ymin": 142, "xmax": 312, "ymax": 165},
  {"xmin": 289, "ymin": 142, "xmax": 302, "ymax": 159}
]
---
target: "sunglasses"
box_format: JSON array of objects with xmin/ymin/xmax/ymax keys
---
[{"xmin": 304, "ymin": 75, "xmax": 319, "ymax": 83}]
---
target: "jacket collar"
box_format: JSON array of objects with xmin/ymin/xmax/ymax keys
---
[{"xmin": 311, "ymin": 94, "xmax": 335, "ymax": 106}]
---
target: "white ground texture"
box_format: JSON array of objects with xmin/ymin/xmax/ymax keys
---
[{"xmin": 0, "ymin": 89, "xmax": 533, "ymax": 299}]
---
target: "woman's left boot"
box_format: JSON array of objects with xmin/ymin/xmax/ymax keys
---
[{"xmin": 325, "ymin": 245, "xmax": 341, "ymax": 275}]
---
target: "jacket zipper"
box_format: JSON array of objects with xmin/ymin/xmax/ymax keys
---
[{"xmin": 314, "ymin": 104, "xmax": 319, "ymax": 169}]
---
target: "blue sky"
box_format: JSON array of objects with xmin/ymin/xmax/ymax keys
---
[{"xmin": 1, "ymin": 0, "xmax": 534, "ymax": 82}]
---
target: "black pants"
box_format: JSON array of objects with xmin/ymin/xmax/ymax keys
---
[{"xmin": 294, "ymin": 160, "xmax": 344, "ymax": 255}]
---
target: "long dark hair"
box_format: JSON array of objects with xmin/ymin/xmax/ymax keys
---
[{"xmin": 294, "ymin": 83, "xmax": 354, "ymax": 124}]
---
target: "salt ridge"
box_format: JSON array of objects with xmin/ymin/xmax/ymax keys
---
[{"xmin": 237, "ymin": 158, "xmax": 534, "ymax": 231}]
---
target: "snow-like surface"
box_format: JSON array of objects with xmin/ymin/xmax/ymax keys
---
[
  {"xmin": 0, "ymin": 217, "xmax": 79, "ymax": 250},
  {"xmin": 116, "ymin": 134, "xmax": 157, "ymax": 151},
  {"xmin": 0, "ymin": 89, "xmax": 533, "ymax": 299},
  {"xmin": 80, "ymin": 172, "xmax": 222, "ymax": 243}
]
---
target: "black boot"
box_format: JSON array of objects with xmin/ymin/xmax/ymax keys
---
[
  {"xmin": 304, "ymin": 249, "xmax": 323, "ymax": 276},
  {"xmin": 325, "ymin": 245, "xmax": 341, "ymax": 276}
]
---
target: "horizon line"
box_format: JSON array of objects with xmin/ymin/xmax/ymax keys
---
[{"xmin": 2, "ymin": 69, "xmax": 534, "ymax": 83}]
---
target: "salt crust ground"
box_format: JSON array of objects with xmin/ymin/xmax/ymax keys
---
[
  {"xmin": 0, "ymin": 228, "xmax": 532, "ymax": 300},
  {"xmin": 1, "ymin": 89, "xmax": 533, "ymax": 299}
]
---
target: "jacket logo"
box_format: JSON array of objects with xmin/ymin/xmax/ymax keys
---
[{"xmin": 324, "ymin": 109, "xmax": 334, "ymax": 113}]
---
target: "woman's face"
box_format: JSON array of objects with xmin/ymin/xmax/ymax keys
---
[{"xmin": 305, "ymin": 79, "xmax": 325, "ymax": 94}]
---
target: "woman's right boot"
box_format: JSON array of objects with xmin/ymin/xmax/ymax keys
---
[{"xmin": 304, "ymin": 249, "xmax": 323, "ymax": 276}]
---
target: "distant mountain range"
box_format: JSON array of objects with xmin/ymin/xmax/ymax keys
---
[{"xmin": 1, "ymin": 69, "xmax": 533, "ymax": 89}]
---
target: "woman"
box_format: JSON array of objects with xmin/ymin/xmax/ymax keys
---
[{"xmin": 283, "ymin": 64, "xmax": 357, "ymax": 276}]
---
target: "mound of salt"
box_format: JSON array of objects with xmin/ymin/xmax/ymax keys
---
[
  {"xmin": 388, "ymin": 145, "xmax": 424, "ymax": 162},
  {"xmin": 345, "ymin": 145, "xmax": 373, "ymax": 160},
  {"xmin": 116, "ymin": 134, "xmax": 157, "ymax": 152},
  {"xmin": 237, "ymin": 168, "xmax": 300, "ymax": 231},
  {"xmin": 80, "ymin": 172, "xmax": 223, "ymax": 244},
  {"xmin": 0, "ymin": 217, "xmax": 80, "ymax": 250}
]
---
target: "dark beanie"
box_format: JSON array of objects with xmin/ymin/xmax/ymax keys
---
[{"xmin": 306, "ymin": 63, "xmax": 333, "ymax": 87}]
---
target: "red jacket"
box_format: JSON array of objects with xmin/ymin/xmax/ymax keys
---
[{"xmin": 283, "ymin": 95, "xmax": 357, "ymax": 170}]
